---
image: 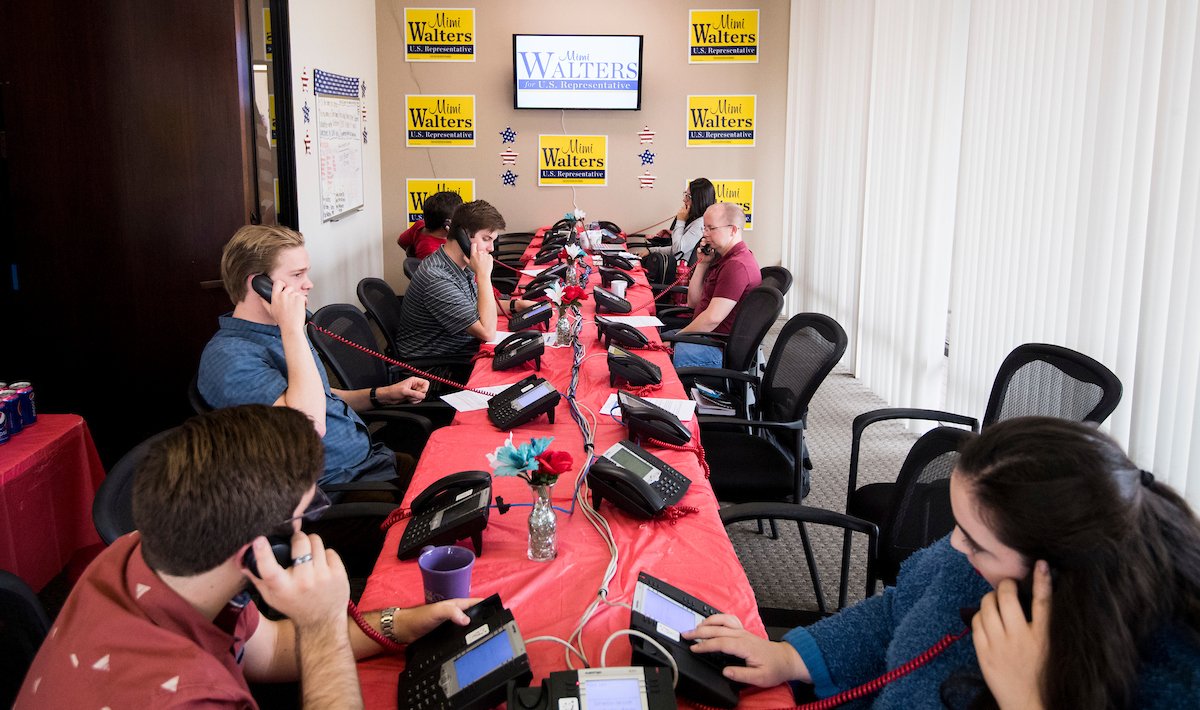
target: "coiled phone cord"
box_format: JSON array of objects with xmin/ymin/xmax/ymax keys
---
[
  {"xmin": 647, "ymin": 438, "xmax": 711, "ymax": 480},
  {"xmin": 347, "ymin": 599, "xmax": 405, "ymax": 654},
  {"xmin": 687, "ymin": 627, "xmax": 970, "ymax": 710}
]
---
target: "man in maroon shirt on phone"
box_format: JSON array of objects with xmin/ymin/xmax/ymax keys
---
[
  {"xmin": 668, "ymin": 202, "xmax": 761, "ymax": 368},
  {"xmin": 16, "ymin": 405, "xmax": 475, "ymax": 710}
]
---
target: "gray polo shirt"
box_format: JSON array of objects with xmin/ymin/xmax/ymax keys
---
[{"xmin": 396, "ymin": 246, "xmax": 481, "ymax": 357}]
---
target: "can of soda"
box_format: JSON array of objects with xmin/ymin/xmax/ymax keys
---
[
  {"xmin": 10, "ymin": 382, "xmax": 35, "ymax": 426},
  {"xmin": 0, "ymin": 396, "xmax": 8, "ymax": 445},
  {"xmin": 0, "ymin": 390, "xmax": 19, "ymax": 437},
  {"xmin": 0, "ymin": 382, "xmax": 8, "ymax": 390}
]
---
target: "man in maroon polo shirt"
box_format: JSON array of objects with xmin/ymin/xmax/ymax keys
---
[
  {"xmin": 16, "ymin": 405, "xmax": 475, "ymax": 710},
  {"xmin": 669, "ymin": 202, "xmax": 762, "ymax": 368}
]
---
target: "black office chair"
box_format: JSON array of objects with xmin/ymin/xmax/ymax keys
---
[
  {"xmin": 844, "ymin": 343, "xmax": 1123, "ymax": 584},
  {"xmin": 308, "ymin": 304, "xmax": 464, "ymax": 431},
  {"xmin": 357, "ymin": 277, "xmax": 407, "ymax": 358},
  {"xmin": 402, "ymin": 257, "xmax": 422, "ymax": 280},
  {"xmin": 0, "ymin": 570, "xmax": 51, "ymax": 708},
  {"xmin": 666, "ymin": 286, "xmax": 784, "ymax": 410},
  {"xmin": 759, "ymin": 266, "xmax": 793, "ymax": 296},
  {"xmin": 188, "ymin": 372, "xmax": 213, "ymax": 414},
  {"xmin": 721, "ymin": 503, "xmax": 878, "ymax": 631}
]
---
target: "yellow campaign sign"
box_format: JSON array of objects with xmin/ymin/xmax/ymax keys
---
[
  {"xmin": 405, "ymin": 179, "xmax": 475, "ymax": 227},
  {"xmin": 268, "ymin": 94, "xmax": 276, "ymax": 147},
  {"xmin": 405, "ymin": 95, "xmax": 475, "ymax": 147},
  {"xmin": 692, "ymin": 179, "xmax": 754, "ymax": 230},
  {"xmin": 539, "ymin": 135, "xmax": 607, "ymax": 186},
  {"xmin": 263, "ymin": 9, "xmax": 272, "ymax": 60},
  {"xmin": 687, "ymin": 95, "xmax": 756, "ymax": 147},
  {"xmin": 689, "ymin": 9, "xmax": 759, "ymax": 63},
  {"xmin": 404, "ymin": 8, "xmax": 475, "ymax": 62}
]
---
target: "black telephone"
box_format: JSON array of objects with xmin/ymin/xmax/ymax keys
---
[
  {"xmin": 533, "ymin": 247, "xmax": 561, "ymax": 265},
  {"xmin": 600, "ymin": 266, "xmax": 636, "ymax": 288},
  {"xmin": 397, "ymin": 471, "xmax": 493, "ymax": 560},
  {"xmin": 487, "ymin": 375, "xmax": 561, "ymax": 430},
  {"xmin": 250, "ymin": 274, "xmax": 313, "ymax": 320},
  {"xmin": 599, "ymin": 229, "xmax": 625, "ymax": 245},
  {"xmin": 241, "ymin": 534, "xmax": 294, "ymax": 579},
  {"xmin": 492, "ymin": 331, "xmax": 545, "ymax": 372},
  {"xmin": 593, "ymin": 286, "xmax": 633, "ymax": 314},
  {"xmin": 399, "ymin": 594, "xmax": 532, "ymax": 710},
  {"xmin": 509, "ymin": 666, "xmax": 675, "ymax": 710},
  {"xmin": 601, "ymin": 252, "xmax": 636, "ymax": 271},
  {"xmin": 522, "ymin": 282, "xmax": 558, "ymax": 302},
  {"xmin": 540, "ymin": 262, "xmax": 571, "ymax": 281},
  {"xmin": 608, "ymin": 345, "xmax": 662, "ymax": 387},
  {"xmin": 598, "ymin": 220, "xmax": 623, "ymax": 235},
  {"xmin": 523, "ymin": 273, "xmax": 562, "ymax": 298},
  {"xmin": 598, "ymin": 320, "xmax": 650, "ymax": 350},
  {"xmin": 541, "ymin": 232, "xmax": 572, "ymax": 248},
  {"xmin": 699, "ymin": 243, "xmax": 714, "ymax": 256},
  {"xmin": 453, "ymin": 226, "xmax": 472, "ymax": 253},
  {"xmin": 508, "ymin": 301, "xmax": 554, "ymax": 331},
  {"xmin": 628, "ymin": 572, "xmax": 744, "ymax": 708},
  {"xmin": 617, "ymin": 390, "xmax": 690, "ymax": 446},
  {"xmin": 588, "ymin": 440, "xmax": 690, "ymax": 518}
]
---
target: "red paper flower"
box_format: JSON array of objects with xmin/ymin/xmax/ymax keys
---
[
  {"xmin": 536, "ymin": 450, "xmax": 574, "ymax": 475},
  {"xmin": 559, "ymin": 249, "xmax": 569, "ymax": 260},
  {"xmin": 563, "ymin": 285, "xmax": 588, "ymax": 303}
]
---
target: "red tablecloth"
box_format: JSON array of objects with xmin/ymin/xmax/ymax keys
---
[
  {"xmin": 0, "ymin": 414, "xmax": 106, "ymax": 591},
  {"xmin": 355, "ymin": 231, "xmax": 792, "ymax": 709}
]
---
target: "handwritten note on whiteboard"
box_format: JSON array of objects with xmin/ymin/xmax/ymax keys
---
[{"xmin": 314, "ymin": 69, "xmax": 365, "ymax": 222}]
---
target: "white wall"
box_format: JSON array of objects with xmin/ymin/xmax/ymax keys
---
[{"xmin": 288, "ymin": 0, "xmax": 384, "ymax": 308}]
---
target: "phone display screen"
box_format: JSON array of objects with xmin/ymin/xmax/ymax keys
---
[
  {"xmin": 582, "ymin": 678, "xmax": 642, "ymax": 710},
  {"xmin": 609, "ymin": 449, "xmax": 655, "ymax": 480},
  {"xmin": 527, "ymin": 302, "xmax": 550, "ymax": 315},
  {"xmin": 434, "ymin": 490, "xmax": 484, "ymax": 529},
  {"xmin": 514, "ymin": 382, "xmax": 552, "ymax": 409},
  {"xmin": 641, "ymin": 587, "xmax": 700, "ymax": 633},
  {"xmin": 453, "ymin": 629, "xmax": 513, "ymax": 689}
]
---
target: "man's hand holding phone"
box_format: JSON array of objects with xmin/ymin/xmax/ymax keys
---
[
  {"xmin": 266, "ymin": 277, "xmax": 309, "ymax": 336},
  {"xmin": 468, "ymin": 242, "xmax": 493, "ymax": 282},
  {"xmin": 248, "ymin": 528, "xmax": 350, "ymax": 633}
]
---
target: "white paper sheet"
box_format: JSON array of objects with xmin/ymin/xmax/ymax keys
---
[
  {"xmin": 520, "ymin": 267, "xmax": 550, "ymax": 276},
  {"xmin": 601, "ymin": 393, "xmax": 696, "ymax": 422},
  {"xmin": 599, "ymin": 315, "xmax": 664, "ymax": 328},
  {"xmin": 485, "ymin": 331, "xmax": 514, "ymax": 345},
  {"xmin": 439, "ymin": 383, "xmax": 520, "ymax": 413}
]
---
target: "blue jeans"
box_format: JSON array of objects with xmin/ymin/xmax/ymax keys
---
[{"xmin": 663, "ymin": 329, "xmax": 724, "ymax": 369}]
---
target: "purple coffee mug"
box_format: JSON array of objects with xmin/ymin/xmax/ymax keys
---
[{"xmin": 418, "ymin": 544, "xmax": 475, "ymax": 603}]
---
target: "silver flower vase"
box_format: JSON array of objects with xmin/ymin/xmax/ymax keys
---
[
  {"xmin": 527, "ymin": 483, "xmax": 557, "ymax": 562},
  {"xmin": 555, "ymin": 312, "xmax": 571, "ymax": 345},
  {"xmin": 565, "ymin": 263, "xmax": 580, "ymax": 287}
]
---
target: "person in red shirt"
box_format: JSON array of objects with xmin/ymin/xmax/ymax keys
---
[
  {"xmin": 397, "ymin": 190, "xmax": 464, "ymax": 260},
  {"xmin": 668, "ymin": 202, "xmax": 762, "ymax": 368},
  {"xmin": 16, "ymin": 405, "xmax": 476, "ymax": 710}
]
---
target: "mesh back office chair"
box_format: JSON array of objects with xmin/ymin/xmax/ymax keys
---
[
  {"xmin": 188, "ymin": 373, "xmax": 213, "ymax": 414},
  {"xmin": 667, "ymin": 286, "xmax": 784, "ymax": 411},
  {"xmin": 402, "ymin": 257, "xmax": 422, "ymax": 280},
  {"xmin": 758, "ymin": 266, "xmax": 793, "ymax": 297},
  {"xmin": 844, "ymin": 343, "xmax": 1123, "ymax": 592},
  {"xmin": 357, "ymin": 278, "xmax": 407, "ymax": 358},
  {"xmin": 0, "ymin": 570, "xmax": 50, "ymax": 708}
]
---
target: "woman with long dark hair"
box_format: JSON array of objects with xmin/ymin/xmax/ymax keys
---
[
  {"xmin": 687, "ymin": 417, "xmax": 1200, "ymax": 709},
  {"xmin": 634, "ymin": 177, "xmax": 715, "ymax": 262}
]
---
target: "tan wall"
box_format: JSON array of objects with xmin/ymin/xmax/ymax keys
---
[{"xmin": 377, "ymin": 0, "xmax": 791, "ymax": 292}]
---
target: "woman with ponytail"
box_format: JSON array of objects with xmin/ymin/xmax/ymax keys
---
[{"xmin": 687, "ymin": 417, "xmax": 1200, "ymax": 709}]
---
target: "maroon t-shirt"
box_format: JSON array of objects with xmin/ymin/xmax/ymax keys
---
[
  {"xmin": 696, "ymin": 241, "xmax": 762, "ymax": 334},
  {"xmin": 16, "ymin": 533, "xmax": 261, "ymax": 709}
]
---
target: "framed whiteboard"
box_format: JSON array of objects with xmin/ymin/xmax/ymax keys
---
[{"xmin": 314, "ymin": 69, "xmax": 364, "ymax": 222}]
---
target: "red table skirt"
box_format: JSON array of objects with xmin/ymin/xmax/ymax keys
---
[{"xmin": 0, "ymin": 414, "xmax": 106, "ymax": 591}]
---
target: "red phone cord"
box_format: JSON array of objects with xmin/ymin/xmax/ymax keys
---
[
  {"xmin": 308, "ymin": 322, "xmax": 493, "ymax": 396},
  {"xmin": 689, "ymin": 628, "xmax": 970, "ymax": 710},
  {"xmin": 347, "ymin": 599, "xmax": 405, "ymax": 654},
  {"xmin": 647, "ymin": 437, "xmax": 711, "ymax": 480}
]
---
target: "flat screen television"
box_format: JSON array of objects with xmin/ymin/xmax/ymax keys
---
[{"xmin": 513, "ymin": 34, "xmax": 643, "ymax": 110}]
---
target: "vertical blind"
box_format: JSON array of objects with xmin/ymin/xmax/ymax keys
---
[{"xmin": 784, "ymin": 0, "xmax": 1200, "ymax": 504}]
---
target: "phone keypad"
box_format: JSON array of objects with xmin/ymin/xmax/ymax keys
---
[
  {"xmin": 399, "ymin": 515, "xmax": 434, "ymax": 550},
  {"xmin": 402, "ymin": 672, "xmax": 447, "ymax": 709},
  {"xmin": 652, "ymin": 467, "xmax": 690, "ymax": 506}
]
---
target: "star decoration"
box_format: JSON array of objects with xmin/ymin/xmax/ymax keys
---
[
  {"xmin": 501, "ymin": 148, "xmax": 519, "ymax": 165},
  {"xmin": 501, "ymin": 169, "xmax": 518, "ymax": 186},
  {"xmin": 363, "ymin": 129, "xmax": 368, "ymax": 144},
  {"xmin": 637, "ymin": 125, "xmax": 656, "ymax": 144},
  {"xmin": 302, "ymin": 102, "xmax": 310, "ymax": 123},
  {"xmin": 638, "ymin": 149, "xmax": 655, "ymax": 165},
  {"xmin": 360, "ymin": 81, "xmax": 368, "ymax": 99},
  {"xmin": 500, "ymin": 126, "xmax": 518, "ymax": 144},
  {"xmin": 638, "ymin": 171, "xmax": 657, "ymax": 188}
]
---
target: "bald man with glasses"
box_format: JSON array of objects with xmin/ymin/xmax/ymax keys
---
[{"xmin": 666, "ymin": 202, "xmax": 761, "ymax": 368}]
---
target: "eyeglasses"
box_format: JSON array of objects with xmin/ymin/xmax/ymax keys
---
[
  {"xmin": 280, "ymin": 487, "xmax": 331, "ymax": 529},
  {"xmin": 682, "ymin": 192, "xmax": 692, "ymax": 201},
  {"xmin": 701, "ymin": 224, "xmax": 735, "ymax": 234}
]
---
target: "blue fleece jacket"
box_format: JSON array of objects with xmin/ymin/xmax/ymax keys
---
[{"xmin": 783, "ymin": 536, "xmax": 1200, "ymax": 709}]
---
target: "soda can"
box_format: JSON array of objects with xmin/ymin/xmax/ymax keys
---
[
  {"xmin": 10, "ymin": 382, "xmax": 35, "ymax": 426},
  {"xmin": 0, "ymin": 390, "xmax": 19, "ymax": 437},
  {"xmin": 0, "ymin": 398, "xmax": 8, "ymax": 445},
  {"xmin": 0, "ymin": 382, "xmax": 8, "ymax": 390}
]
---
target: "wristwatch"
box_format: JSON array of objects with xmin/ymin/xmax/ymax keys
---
[
  {"xmin": 380, "ymin": 606, "xmax": 399, "ymax": 642},
  {"xmin": 369, "ymin": 386, "xmax": 381, "ymax": 408}
]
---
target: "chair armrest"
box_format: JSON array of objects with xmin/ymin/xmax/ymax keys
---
[
  {"xmin": 676, "ymin": 368, "xmax": 760, "ymax": 385},
  {"xmin": 656, "ymin": 306, "xmax": 695, "ymax": 318},
  {"xmin": 359, "ymin": 409, "xmax": 434, "ymax": 434},
  {"xmin": 720, "ymin": 502, "xmax": 879, "ymax": 602},
  {"xmin": 847, "ymin": 408, "xmax": 979, "ymax": 508},
  {"xmin": 321, "ymin": 481, "xmax": 401, "ymax": 494},
  {"xmin": 661, "ymin": 333, "xmax": 726, "ymax": 348},
  {"xmin": 359, "ymin": 409, "xmax": 434, "ymax": 459},
  {"xmin": 321, "ymin": 501, "xmax": 401, "ymax": 521},
  {"xmin": 698, "ymin": 415, "xmax": 803, "ymax": 430}
]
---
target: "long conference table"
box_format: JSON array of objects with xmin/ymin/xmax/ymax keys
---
[{"xmin": 355, "ymin": 229, "xmax": 793, "ymax": 709}]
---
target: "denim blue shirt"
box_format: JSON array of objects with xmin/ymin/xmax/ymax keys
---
[{"xmin": 198, "ymin": 314, "xmax": 395, "ymax": 485}]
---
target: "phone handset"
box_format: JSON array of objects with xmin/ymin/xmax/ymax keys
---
[
  {"xmin": 251, "ymin": 273, "xmax": 313, "ymax": 320},
  {"xmin": 410, "ymin": 470, "xmax": 491, "ymax": 514},
  {"xmin": 588, "ymin": 459, "xmax": 667, "ymax": 517},
  {"xmin": 452, "ymin": 226, "xmax": 472, "ymax": 254},
  {"xmin": 617, "ymin": 390, "xmax": 691, "ymax": 446}
]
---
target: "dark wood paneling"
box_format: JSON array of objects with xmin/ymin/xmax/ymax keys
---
[{"xmin": 1, "ymin": 1, "xmax": 253, "ymax": 464}]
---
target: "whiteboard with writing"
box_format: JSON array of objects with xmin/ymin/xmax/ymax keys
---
[{"xmin": 316, "ymin": 93, "xmax": 364, "ymax": 221}]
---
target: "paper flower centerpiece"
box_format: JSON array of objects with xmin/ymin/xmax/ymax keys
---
[{"xmin": 487, "ymin": 435, "xmax": 574, "ymax": 487}]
